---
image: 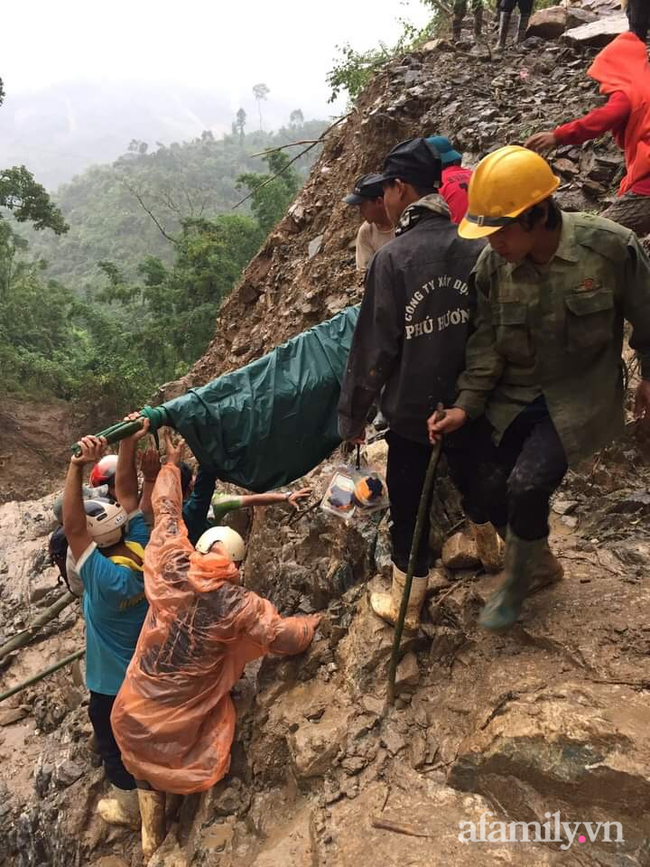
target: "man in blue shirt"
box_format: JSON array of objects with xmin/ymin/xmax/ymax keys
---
[{"xmin": 63, "ymin": 420, "xmax": 151, "ymax": 828}]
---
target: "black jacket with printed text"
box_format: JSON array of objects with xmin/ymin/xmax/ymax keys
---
[{"xmin": 338, "ymin": 196, "xmax": 484, "ymax": 445}]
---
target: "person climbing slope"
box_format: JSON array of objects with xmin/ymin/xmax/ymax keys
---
[
  {"xmin": 111, "ymin": 428, "xmax": 319, "ymax": 862},
  {"xmin": 526, "ymin": 32, "xmax": 650, "ymax": 237},
  {"xmin": 429, "ymin": 146, "xmax": 650, "ymax": 631},
  {"xmin": 62, "ymin": 421, "xmax": 151, "ymax": 829},
  {"xmin": 338, "ymin": 137, "xmax": 502, "ymax": 635},
  {"xmin": 426, "ymin": 135, "xmax": 473, "ymax": 224},
  {"xmin": 344, "ymin": 173, "xmax": 396, "ymax": 272}
]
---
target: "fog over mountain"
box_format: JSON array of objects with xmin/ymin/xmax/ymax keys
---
[{"xmin": 0, "ymin": 80, "xmax": 330, "ymax": 190}]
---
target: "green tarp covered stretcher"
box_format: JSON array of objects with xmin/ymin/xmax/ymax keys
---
[{"xmin": 162, "ymin": 306, "xmax": 360, "ymax": 492}]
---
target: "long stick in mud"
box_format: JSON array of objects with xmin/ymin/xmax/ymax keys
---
[
  {"xmin": 0, "ymin": 649, "xmax": 84, "ymax": 703},
  {"xmin": 0, "ymin": 591, "xmax": 77, "ymax": 664},
  {"xmin": 387, "ymin": 434, "xmax": 443, "ymax": 704}
]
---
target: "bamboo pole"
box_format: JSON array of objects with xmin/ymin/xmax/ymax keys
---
[
  {"xmin": 0, "ymin": 649, "xmax": 84, "ymax": 703},
  {"xmin": 0, "ymin": 591, "xmax": 77, "ymax": 663},
  {"xmin": 387, "ymin": 440, "xmax": 442, "ymax": 704}
]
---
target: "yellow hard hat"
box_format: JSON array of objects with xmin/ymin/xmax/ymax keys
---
[{"xmin": 459, "ymin": 146, "xmax": 560, "ymax": 240}]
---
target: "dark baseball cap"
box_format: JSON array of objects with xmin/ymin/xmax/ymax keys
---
[
  {"xmin": 376, "ymin": 137, "xmax": 442, "ymax": 189},
  {"xmin": 344, "ymin": 172, "xmax": 386, "ymax": 205}
]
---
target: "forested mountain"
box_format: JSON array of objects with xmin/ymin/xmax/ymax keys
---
[
  {"xmin": 1, "ymin": 95, "xmax": 328, "ymax": 421},
  {"xmin": 17, "ymin": 118, "xmax": 328, "ymax": 296}
]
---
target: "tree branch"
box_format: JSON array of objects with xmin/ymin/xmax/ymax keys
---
[
  {"xmin": 232, "ymin": 113, "xmax": 352, "ymax": 210},
  {"xmin": 250, "ymin": 140, "xmax": 320, "ymax": 157},
  {"xmin": 121, "ymin": 178, "xmax": 178, "ymax": 243}
]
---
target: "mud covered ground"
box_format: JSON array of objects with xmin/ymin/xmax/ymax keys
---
[
  {"xmin": 2, "ymin": 3, "xmax": 650, "ymax": 865},
  {"xmin": 0, "ymin": 422, "xmax": 649, "ymax": 867}
]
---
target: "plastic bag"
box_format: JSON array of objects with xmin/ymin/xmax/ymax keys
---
[
  {"xmin": 321, "ymin": 469, "xmax": 358, "ymax": 521},
  {"xmin": 111, "ymin": 464, "xmax": 316, "ymax": 795},
  {"xmin": 320, "ymin": 466, "xmax": 389, "ymax": 522}
]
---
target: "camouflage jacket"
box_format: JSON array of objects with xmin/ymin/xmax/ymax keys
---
[{"xmin": 454, "ymin": 212, "xmax": 650, "ymax": 466}]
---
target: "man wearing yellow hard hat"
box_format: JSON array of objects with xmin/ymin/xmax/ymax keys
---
[{"xmin": 428, "ymin": 145, "xmax": 650, "ymax": 631}]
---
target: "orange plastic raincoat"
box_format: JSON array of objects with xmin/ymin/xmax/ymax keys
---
[
  {"xmin": 588, "ymin": 32, "xmax": 650, "ymax": 195},
  {"xmin": 111, "ymin": 463, "xmax": 316, "ymax": 794}
]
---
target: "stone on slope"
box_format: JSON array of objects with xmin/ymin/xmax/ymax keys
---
[
  {"xmin": 564, "ymin": 12, "xmax": 628, "ymax": 47},
  {"xmin": 527, "ymin": 6, "xmax": 568, "ymax": 40},
  {"xmin": 442, "ymin": 532, "xmax": 480, "ymax": 570},
  {"xmin": 448, "ymin": 681, "xmax": 650, "ymax": 856}
]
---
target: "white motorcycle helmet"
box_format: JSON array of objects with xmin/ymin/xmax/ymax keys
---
[
  {"xmin": 84, "ymin": 499, "xmax": 128, "ymax": 549},
  {"xmin": 196, "ymin": 526, "xmax": 246, "ymax": 563}
]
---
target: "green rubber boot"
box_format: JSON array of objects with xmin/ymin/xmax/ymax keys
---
[{"xmin": 479, "ymin": 531, "xmax": 549, "ymax": 631}]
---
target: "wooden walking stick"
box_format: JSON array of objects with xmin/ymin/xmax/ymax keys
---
[{"xmin": 387, "ymin": 408, "xmax": 445, "ymax": 704}]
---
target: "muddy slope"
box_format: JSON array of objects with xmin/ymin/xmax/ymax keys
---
[{"xmin": 2, "ymin": 11, "xmax": 650, "ymax": 867}]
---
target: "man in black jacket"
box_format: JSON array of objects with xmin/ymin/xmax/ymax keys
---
[{"xmin": 338, "ymin": 138, "xmax": 494, "ymax": 631}]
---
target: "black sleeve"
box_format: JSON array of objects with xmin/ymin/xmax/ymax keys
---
[{"xmin": 337, "ymin": 249, "xmax": 403, "ymax": 440}]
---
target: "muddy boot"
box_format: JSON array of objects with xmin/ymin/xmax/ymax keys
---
[
  {"xmin": 516, "ymin": 13, "xmax": 530, "ymax": 42},
  {"xmin": 496, "ymin": 11, "xmax": 511, "ymax": 50},
  {"xmin": 474, "ymin": 7, "xmax": 483, "ymax": 37},
  {"xmin": 97, "ymin": 786, "xmax": 141, "ymax": 830},
  {"xmin": 138, "ymin": 789, "xmax": 166, "ymax": 863},
  {"xmin": 370, "ymin": 564, "xmax": 428, "ymax": 632},
  {"xmin": 478, "ymin": 530, "xmax": 540, "ymax": 631},
  {"xmin": 470, "ymin": 521, "xmax": 504, "ymax": 573},
  {"xmin": 528, "ymin": 542, "xmax": 563, "ymax": 594}
]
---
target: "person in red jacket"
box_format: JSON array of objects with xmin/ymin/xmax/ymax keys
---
[
  {"xmin": 525, "ymin": 32, "xmax": 650, "ymax": 237},
  {"xmin": 425, "ymin": 135, "xmax": 472, "ymax": 224}
]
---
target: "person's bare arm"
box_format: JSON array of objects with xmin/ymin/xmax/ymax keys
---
[
  {"xmin": 115, "ymin": 413, "xmax": 150, "ymax": 514},
  {"xmin": 139, "ymin": 446, "xmax": 161, "ymax": 523},
  {"xmin": 63, "ymin": 436, "xmax": 107, "ymax": 561},
  {"xmin": 238, "ymin": 488, "xmax": 312, "ymax": 511}
]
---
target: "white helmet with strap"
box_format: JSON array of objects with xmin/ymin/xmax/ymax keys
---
[
  {"xmin": 84, "ymin": 499, "xmax": 128, "ymax": 549},
  {"xmin": 196, "ymin": 526, "xmax": 246, "ymax": 563}
]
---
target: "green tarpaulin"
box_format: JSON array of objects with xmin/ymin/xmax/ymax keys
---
[{"xmin": 162, "ymin": 306, "xmax": 359, "ymax": 492}]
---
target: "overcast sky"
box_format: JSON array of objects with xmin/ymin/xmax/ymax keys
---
[{"xmin": 2, "ymin": 0, "xmax": 431, "ymax": 115}]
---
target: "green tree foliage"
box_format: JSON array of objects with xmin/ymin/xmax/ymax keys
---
[
  {"xmin": 0, "ymin": 167, "xmax": 68, "ymax": 234},
  {"xmin": 252, "ymin": 83, "xmax": 270, "ymax": 130},
  {"xmin": 236, "ymin": 151, "xmax": 300, "ymax": 235},
  {"xmin": 96, "ymin": 214, "xmax": 264, "ymax": 384},
  {"xmin": 235, "ymin": 108, "xmax": 247, "ymax": 141},
  {"xmin": 289, "ymin": 109, "xmax": 304, "ymax": 128},
  {"xmin": 0, "ymin": 212, "xmax": 262, "ymax": 419},
  {"xmin": 17, "ymin": 119, "xmax": 327, "ymax": 296},
  {"xmin": 0, "ymin": 220, "xmax": 154, "ymax": 418}
]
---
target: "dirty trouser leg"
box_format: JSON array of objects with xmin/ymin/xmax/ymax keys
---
[
  {"xmin": 627, "ymin": 0, "xmax": 650, "ymax": 41},
  {"xmin": 386, "ymin": 430, "xmax": 434, "ymax": 576},
  {"xmin": 601, "ymin": 192, "xmax": 650, "ymax": 238},
  {"xmin": 88, "ymin": 692, "xmax": 136, "ymax": 790},
  {"xmin": 443, "ymin": 419, "xmax": 497, "ymax": 526},
  {"xmin": 505, "ymin": 416, "xmax": 569, "ymax": 540},
  {"xmin": 453, "ymin": 0, "xmax": 468, "ymax": 38}
]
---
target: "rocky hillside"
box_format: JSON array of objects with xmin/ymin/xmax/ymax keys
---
[
  {"xmin": 165, "ymin": 0, "xmax": 632, "ymax": 398},
  {"xmin": 2, "ymin": 5, "xmax": 650, "ymax": 867}
]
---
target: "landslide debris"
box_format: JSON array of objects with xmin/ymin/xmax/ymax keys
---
[{"xmin": 3, "ymin": 6, "xmax": 650, "ymax": 866}]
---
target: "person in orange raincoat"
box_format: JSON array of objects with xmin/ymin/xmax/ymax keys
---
[
  {"xmin": 111, "ymin": 430, "xmax": 319, "ymax": 862},
  {"xmin": 525, "ymin": 31, "xmax": 650, "ymax": 238}
]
